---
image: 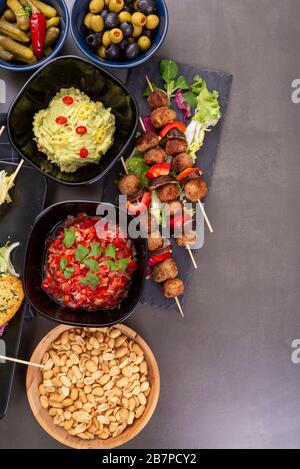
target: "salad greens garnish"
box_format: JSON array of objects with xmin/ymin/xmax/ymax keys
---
[
  {"xmin": 125, "ymin": 155, "xmax": 149, "ymax": 188},
  {"xmin": 63, "ymin": 228, "xmax": 76, "ymax": 248},
  {"xmin": 79, "ymin": 272, "xmax": 99, "ymax": 289},
  {"xmin": 0, "ymin": 242, "xmax": 20, "ymax": 277},
  {"xmin": 144, "ymin": 60, "xmax": 189, "ymax": 101},
  {"xmin": 24, "ymin": 4, "xmax": 32, "ymax": 16}
]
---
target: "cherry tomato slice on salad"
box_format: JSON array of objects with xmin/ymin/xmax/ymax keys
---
[
  {"xmin": 62, "ymin": 96, "xmax": 74, "ymax": 105},
  {"xmin": 76, "ymin": 126, "xmax": 88, "ymax": 135},
  {"xmin": 55, "ymin": 116, "xmax": 68, "ymax": 125},
  {"xmin": 160, "ymin": 121, "xmax": 187, "ymax": 138},
  {"xmin": 146, "ymin": 162, "xmax": 171, "ymax": 180}
]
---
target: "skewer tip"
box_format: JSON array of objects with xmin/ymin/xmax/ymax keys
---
[{"xmin": 175, "ymin": 297, "xmax": 185, "ymax": 318}]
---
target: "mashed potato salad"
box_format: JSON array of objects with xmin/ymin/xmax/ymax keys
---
[{"xmin": 33, "ymin": 88, "xmax": 116, "ymax": 173}]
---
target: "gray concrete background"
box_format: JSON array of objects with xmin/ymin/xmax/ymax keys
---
[{"xmin": 0, "ymin": 0, "xmax": 300, "ymax": 449}]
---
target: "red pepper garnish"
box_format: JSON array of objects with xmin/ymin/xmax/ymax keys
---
[
  {"xmin": 63, "ymin": 96, "xmax": 74, "ymax": 105},
  {"xmin": 55, "ymin": 116, "xmax": 68, "ymax": 125},
  {"xmin": 160, "ymin": 121, "xmax": 187, "ymax": 138},
  {"xmin": 76, "ymin": 126, "xmax": 88, "ymax": 135},
  {"xmin": 170, "ymin": 213, "xmax": 192, "ymax": 230},
  {"xmin": 146, "ymin": 163, "xmax": 171, "ymax": 180},
  {"xmin": 177, "ymin": 167, "xmax": 202, "ymax": 182},
  {"xmin": 150, "ymin": 251, "xmax": 171, "ymax": 266},
  {"xmin": 30, "ymin": 12, "xmax": 46, "ymax": 60},
  {"xmin": 80, "ymin": 148, "xmax": 89, "ymax": 158},
  {"xmin": 126, "ymin": 192, "xmax": 151, "ymax": 216}
]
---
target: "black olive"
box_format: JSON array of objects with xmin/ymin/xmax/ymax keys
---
[
  {"xmin": 137, "ymin": 0, "xmax": 157, "ymax": 15},
  {"xmin": 105, "ymin": 12, "xmax": 120, "ymax": 29},
  {"xmin": 86, "ymin": 33, "xmax": 101, "ymax": 51},
  {"xmin": 125, "ymin": 42, "xmax": 141, "ymax": 60},
  {"xmin": 123, "ymin": 5, "xmax": 133, "ymax": 13},
  {"xmin": 142, "ymin": 27, "xmax": 154, "ymax": 40},
  {"xmin": 120, "ymin": 21, "xmax": 134, "ymax": 38},
  {"xmin": 119, "ymin": 38, "xmax": 128, "ymax": 51},
  {"xmin": 100, "ymin": 8, "xmax": 109, "ymax": 20},
  {"xmin": 106, "ymin": 44, "xmax": 121, "ymax": 60}
]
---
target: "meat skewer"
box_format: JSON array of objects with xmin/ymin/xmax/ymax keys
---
[
  {"xmin": 138, "ymin": 115, "xmax": 198, "ymax": 269},
  {"xmin": 145, "ymin": 76, "xmax": 213, "ymax": 234}
]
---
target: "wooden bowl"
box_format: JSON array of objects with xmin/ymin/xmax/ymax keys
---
[{"xmin": 26, "ymin": 324, "xmax": 160, "ymax": 449}]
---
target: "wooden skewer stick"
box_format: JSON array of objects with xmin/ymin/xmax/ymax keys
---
[
  {"xmin": 0, "ymin": 354, "xmax": 45, "ymax": 369},
  {"xmin": 8, "ymin": 159, "xmax": 24, "ymax": 190},
  {"xmin": 146, "ymin": 75, "xmax": 153, "ymax": 92},
  {"xmin": 139, "ymin": 116, "xmax": 146, "ymax": 132},
  {"xmin": 0, "ymin": 125, "xmax": 5, "ymax": 138},
  {"xmin": 175, "ymin": 297, "xmax": 185, "ymax": 318},
  {"xmin": 187, "ymin": 245, "xmax": 198, "ymax": 269},
  {"xmin": 120, "ymin": 156, "xmax": 128, "ymax": 175},
  {"xmin": 198, "ymin": 199, "xmax": 213, "ymax": 233}
]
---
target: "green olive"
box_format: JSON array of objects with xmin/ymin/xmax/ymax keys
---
[
  {"xmin": 97, "ymin": 45, "xmax": 106, "ymax": 59},
  {"xmin": 131, "ymin": 12, "xmax": 147, "ymax": 27},
  {"xmin": 89, "ymin": 0, "xmax": 105, "ymax": 14},
  {"xmin": 102, "ymin": 30, "xmax": 111, "ymax": 47},
  {"xmin": 119, "ymin": 11, "xmax": 131, "ymax": 22},
  {"xmin": 90, "ymin": 15, "xmax": 104, "ymax": 32},
  {"xmin": 138, "ymin": 35, "xmax": 151, "ymax": 52},
  {"xmin": 132, "ymin": 24, "xmax": 142, "ymax": 38},
  {"xmin": 109, "ymin": 27, "xmax": 123, "ymax": 43},
  {"xmin": 84, "ymin": 12, "xmax": 94, "ymax": 29},
  {"xmin": 133, "ymin": 0, "xmax": 139, "ymax": 10},
  {"xmin": 146, "ymin": 14, "xmax": 160, "ymax": 30},
  {"xmin": 127, "ymin": 37, "xmax": 135, "ymax": 44},
  {"xmin": 109, "ymin": 0, "xmax": 124, "ymax": 13}
]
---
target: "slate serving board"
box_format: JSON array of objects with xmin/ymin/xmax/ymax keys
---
[{"xmin": 102, "ymin": 58, "xmax": 233, "ymax": 312}]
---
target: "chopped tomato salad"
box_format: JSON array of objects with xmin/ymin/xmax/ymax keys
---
[{"xmin": 42, "ymin": 214, "xmax": 137, "ymax": 310}]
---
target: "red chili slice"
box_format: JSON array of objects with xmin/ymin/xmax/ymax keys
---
[
  {"xmin": 55, "ymin": 116, "xmax": 67, "ymax": 125},
  {"xmin": 126, "ymin": 191, "xmax": 151, "ymax": 216},
  {"xmin": 62, "ymin": 96, "xmax": 74, "ymax": 105},
  {"xmin": 76, "ymin": 126, "xmax": 88, "ymax": 135},
  {"xmin": 146, "ymin": 162, "xmax": 171, "ymax": 180},
  {"xmin": 149, "ymin": 251, "xmax": 171, "ymax": 266},
  {"xmin": 177, "ymin": 167, "xmax": 202, "ymax": 182},
  {"xmin": 80, "ymin": 148, "xmax": 89, "ymax": 158}
]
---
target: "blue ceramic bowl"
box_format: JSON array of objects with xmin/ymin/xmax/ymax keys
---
[
  {"xmin": 0, "ymin": 0, "xmax": 69, "ymax": 72},
  {"xmin": 71, "ymin": 0, "xmax": 168, "ymax": 69}
]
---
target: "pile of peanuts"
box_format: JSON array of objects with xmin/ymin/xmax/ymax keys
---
[{"xmin": 38, "ymin": 327, "xmax": 151, "ymax": 440}]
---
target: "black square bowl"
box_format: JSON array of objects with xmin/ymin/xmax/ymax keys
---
[
  {"xmin": 24, "ymin": 201, "xmax": 148, "ymax": 327},
  {"xmin": 7, "ymin": 56, "xmax": 139, "ymax": 186}
]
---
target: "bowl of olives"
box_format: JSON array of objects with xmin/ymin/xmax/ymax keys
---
[{"xmin": 71, "ymin": 0, "xmax": 168, "ymax": 68}]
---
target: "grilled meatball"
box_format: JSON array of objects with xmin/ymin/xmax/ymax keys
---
[
  {"xmin": 148, "ymin": 231, "xmax": 163, "ymax": 251},
  {"xmin": 144, "ymin": 147, "xmax": 166, "ymax": 165},
  {"xmin": 152, "ymin": 257, "xmax": 178, "ymax": 283},
  {"xmin": 162, "ymin": 278, "xmax": 185, "ymax": 298},
  {"xmin": 147, "ymin": 90, "xmax": 168, "ymax": 109},
  {"xmin": 184, "ymin": 177, "xmax": 208, "ymax": 203},
  {"xmin": 176, "ymin": 230, "xmax": 197, "ymax": 247},
  {"xmin": 136, "ymin": 131, "xmax": 159, "ymax": 152},
  {"xmin": 163, "ymin": 200, "xmax": 183, "ymax": 217},
  {"xmin": 150, "ymin": 106, "xmax": 177, "ymax": 129},
  {"xmin": 165, "ymin": 138, "xmax": 188, "ymax": 156},
  {"xmin": 118, "ymin": 174, "xmax": 141, "ymax": 196},
  {"xmin": 157, "ymin": 183, "xmax": 180, "ymax": 202},
  {"xmin": 171, "ymin": 152, "xmax": 194, "ymax": 173}
]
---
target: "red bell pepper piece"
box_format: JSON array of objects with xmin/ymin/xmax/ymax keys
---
[
  {"xmin": 146, "ymin": 162, "xmax": 171, "ymax": 180},
  {"xmin": 159, "ymin": 121, "xmax": 187, "ymax": 138},
  {"xmin": 30, "ymin": 12, "xmax": 47, "ymax": 60},
  {"xmin": 177, "ymin": 167, "xmax": 202, "ymax": 182},
  {"xmin": 126, "ymin": 191, "xmax": 151, "ymax": 216},
  {"xmin": 149, "ymin": 251, "xmax": 171, "ymax": 266},
  {"xmin": 170, "ymin": 213, "xmax": 192, "ymax": 230}
]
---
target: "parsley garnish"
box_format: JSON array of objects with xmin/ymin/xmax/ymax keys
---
[
  {"xmin": 59, "ymin": 257, "xmax": 68, "ymax": 272},
  {"xmin": 64, "ymin": 267, "xmax": 74, "ymax": 279},
  {"xmin": 63, "ymin": 228, "xmax": 76, "ymax": 248},
  {"xmin": 79, "ymin": 272, "xmax": 99, "ymax": 289},
  {"xmin": 83, "ymin": 258, "xmax": 99, "ymax": 272},
  {"xmin": 75, "ymin": 244, "xmax": 89, "ymax": 262},
  {"xmin": 89, "ymin": 242, "xmax": 103, "ymax": 257},
  {"xmin": 105, "ymin": 243, "xmax": 116, "ymax": 259},
  {"xmin": 106, "ymin": 258, "xmax": 130, "ymax": 272}
]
